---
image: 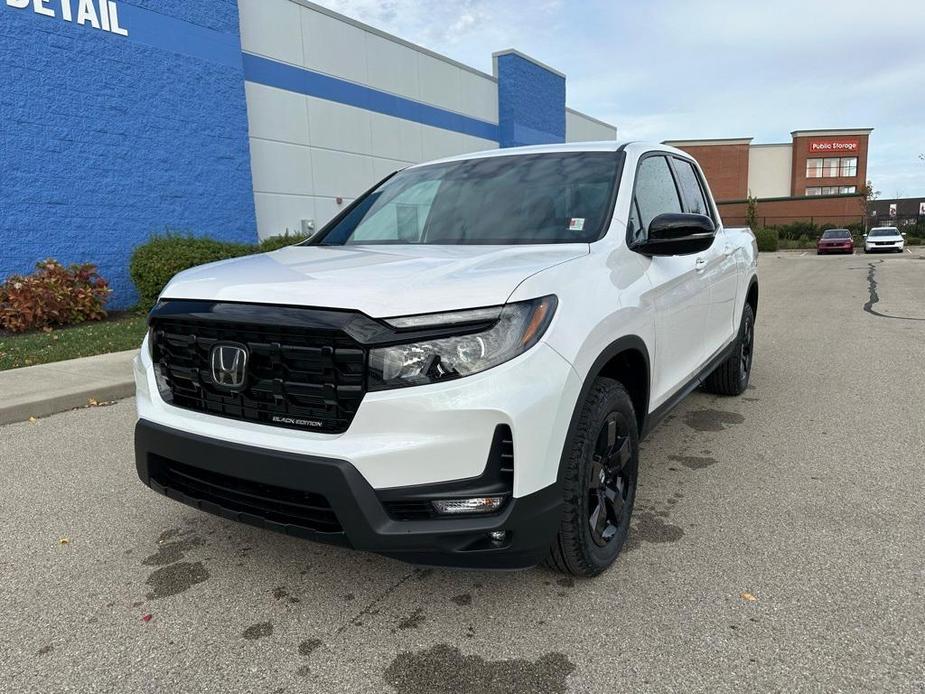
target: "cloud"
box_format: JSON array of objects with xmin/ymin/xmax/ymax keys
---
[{"xmin": 315, "ymin": 0, "xmax": 925, "ymax": 194}]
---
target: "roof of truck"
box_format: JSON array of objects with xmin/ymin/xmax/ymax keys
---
[{"xmin": 409, "ymin": 140, "xmax": 679, "ymax": 169}]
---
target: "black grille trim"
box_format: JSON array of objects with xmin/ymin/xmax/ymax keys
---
[
  {"xmin": 148, "ymin": 454, "xmax": 343, "ymax": 533},
  {"xmin": 150, "ymin": 301, "xmax": 371, "ymax": 434}
]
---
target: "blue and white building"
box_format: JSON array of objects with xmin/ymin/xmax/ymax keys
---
[{"xmin": 1, "ymin": 0, "xmax": 616, "ymax": 307}]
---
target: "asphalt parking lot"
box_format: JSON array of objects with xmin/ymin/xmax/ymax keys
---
[{"xmin": 1, "ymin": 249, "xmax": 923, "ymax": 693}]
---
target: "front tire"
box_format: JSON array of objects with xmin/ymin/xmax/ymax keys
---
[
  {"xmin": 545, "ymin": 378, "xmax": 639, "ymax": 577},
  {"xmin": 703, "ymin": 303, "xmax": 755, "ymax": 396}
]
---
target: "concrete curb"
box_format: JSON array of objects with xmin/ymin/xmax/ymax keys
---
[{"xmin": 0, "ymin": 350, "xmax": 137, "ymax": 425}]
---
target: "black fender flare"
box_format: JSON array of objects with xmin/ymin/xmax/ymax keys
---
[{"xmin": 554, "ymin": 335, "xmax": 651, "ymax": 486}]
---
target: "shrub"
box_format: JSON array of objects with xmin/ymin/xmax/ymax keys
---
[
  {"xmin": 130, "ymin": 232, "xmax": 313, "ymax": 309},
  {"xmin": 0, "ymin": 259, "xmax": 111, "ymax": 333},
  {"xmin": 777, "ymin": 220, "xmax": 819, "ymax": 240},
  {"xmin": 130, "ymin": 234, "xmax": 254, "ymax": 310},
  {"xmin": 754, "ymin": 228, "xmax": 778, "ymax": 252},
  {"xmin": 258, "ymin": 232, "xmax": 311, "ymax": 252}
]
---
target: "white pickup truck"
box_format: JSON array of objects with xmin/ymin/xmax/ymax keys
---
[{"xmin": 134, "ymin": 142, "xmax": 758, "ymax": 577}]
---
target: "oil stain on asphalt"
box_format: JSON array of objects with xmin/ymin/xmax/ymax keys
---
[
  {"xmin": 397, "ymin": 607, "xmax": 426, "ymax": 630},
  {"xmin": 242, "ymin": 621, "xmax": 274, "ymax": 640},
  {"xmin": 624, "ymin": 511, "xmax": 684, "ymax": 552},
  {"xmin": 145, "ymin": 561, "xmax": 210, "ymax": 600},
  {"xmin": 142, "ymin": 528, "xmax": 204, "ymax": 566},
  {"xmin": 668, "ymin": 454, "xmax": 718, "ymax": 470},
  {"xmin": 142, "ymin": 527, "xmax": 210, "ymax": 600},
  {"xmin": 384, "ymin": 644, "xmax": 575, "ymax": 694},
  {"xmin": 683, "ymin": 409, "xmax": 744, "ymax": 432},
  {"xmin": 299, "ymin": 638, "xmax": 323, "ymax": 656}
]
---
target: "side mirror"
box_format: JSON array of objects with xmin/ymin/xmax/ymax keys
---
[
  {"xmin": 902, "ymin": 232, "xmax": 907, "ymax": 236},
  {"xmin": 631, "ymin": 213, "xmax": 716, "ymax": 256}
]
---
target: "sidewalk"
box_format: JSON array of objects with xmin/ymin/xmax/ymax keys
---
[{"xmin": 0, "ymin": 350, "xmax": 137, "ymax": 425}]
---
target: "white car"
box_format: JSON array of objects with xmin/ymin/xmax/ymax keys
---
[
  {"xmin": 864, "ymin": 227, "xmax": 906, "ymax": 253},
  {"xmin": 134, "ymin": 142, "xmax": 758, "ymax": 577}
]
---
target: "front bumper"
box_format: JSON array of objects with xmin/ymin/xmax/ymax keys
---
[
  {"xmin": 817, "ymin": 244, "xmax": 853, "ymax": 254},
  {"xmin": 135, "ymin": 419, "xmax": 562, "ymax": 569},
  {"xmin": 135, "ymin": 338, "xmax": 581, "ymax": 497},
  {"xmin": 866, "ymin": 242, "xmax": 904, "ymax": 252}
]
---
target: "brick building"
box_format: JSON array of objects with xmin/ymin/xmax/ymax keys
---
[{"xmin": 665, "ymin": 128, "xmax": 873, "ymax": 227}]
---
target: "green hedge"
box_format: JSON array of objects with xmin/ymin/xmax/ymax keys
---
[
  {"xmin": 130, "ymin": 232, "xmax": 310, "ymax": 309},
  {"xmin": 754, "ymin": 228, "xmax": 779, "ymax": 252}
]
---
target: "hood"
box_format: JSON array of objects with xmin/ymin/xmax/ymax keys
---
[{"xmin": 160, "ymin": 244, "xmax": 588, "ymax": 317}]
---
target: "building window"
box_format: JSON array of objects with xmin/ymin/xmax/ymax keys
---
[
  {"xmin": 806, "ymin": 159, "xmax": 823, "ymax": 178},
  {"xmin": 823, "ymin": 158, "xmax": 840, "ymax": 177},
  {"xmin": 805, "ymin": 186, "xmax": 856, "ymax": 197},
  {"xmin": 806, "ymin": 156, "xmax": 857, "ymax": 178},
  {"xmin": 840, "ymin": 157, "xmax": 858, "ymax": 177}
]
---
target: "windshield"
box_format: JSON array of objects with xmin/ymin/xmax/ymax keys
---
[
  {"xmin": 314, "ymin": 152, "xmax": 621, "ymax": 245},
  {"xmin": 870, "ymin": 228, "xmax": 899, "ymax": 237},
  {"xmin": 822, "ymin": 230, "xmax": 850, "ymax": 239}
]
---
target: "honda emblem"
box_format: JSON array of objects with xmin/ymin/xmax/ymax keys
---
[{"xmin": 210, "ymin": 343, "xmax": 248, "ymax": 389}]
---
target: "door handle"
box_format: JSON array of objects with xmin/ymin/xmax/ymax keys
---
[
  {"xmin": 695, "ymin": 257, "xmax": 707, "ymax": 271},
  {"xmin": 723, "ymin": 244, "xmax": 733, "ymax": 257}
]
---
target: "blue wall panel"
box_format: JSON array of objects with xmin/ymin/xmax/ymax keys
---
[
  {"xmin": 495, "ymin": 52, "xmax": 566, "ymax": 148},
  {"xmin": 243, "ymin": 54, "xmax": 500, "ymax": 143},
  {"xmin": 0, "ymin": 0, "xmax": 256, "ymax": 308}
]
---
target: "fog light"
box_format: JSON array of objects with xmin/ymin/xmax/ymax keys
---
[
  {"xmin": 431, "ymin": 496, "xmax": 505, "ymax": 515},
  {"xmin": 489, "ymin": 530, "xmax": 507, "ymax": 545}
]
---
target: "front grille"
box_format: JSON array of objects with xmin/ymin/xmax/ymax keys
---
[
  {"xmin": 151, "ymin": 311, "xmax": 366, "ymax": 434},
  {"xmin": 149, "ymin": 455, "xmax": 342, "ymax": 533}
]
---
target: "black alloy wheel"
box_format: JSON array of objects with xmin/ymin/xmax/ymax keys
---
[
  {"xmin": 739, "ymin": 310, "xmax": 754, "ymax": 383},
  {"xmin": 545, "ymin": 378, "xmax": 639, "ymax": 577},
  {"xmin": 588, "ymin": 414, "xmax": 634, "ymax": 547}
]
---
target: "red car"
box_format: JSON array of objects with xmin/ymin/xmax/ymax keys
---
[{"xmin": 817, "ymin": 229, "xmax": 854, "ymax": 254}]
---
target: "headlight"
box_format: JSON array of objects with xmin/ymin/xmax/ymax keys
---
[{"xmin": 369, "ymin": 295, "xmax": 557, "ymax": 391}]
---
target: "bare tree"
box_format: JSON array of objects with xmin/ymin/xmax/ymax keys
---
[
  {"xmin": 859, "ymin": 181, "xmax": 880, "ymax": 232},
  {"xmin": 745, "ymin": 191, "xmax": 759, "ymax": 230}
]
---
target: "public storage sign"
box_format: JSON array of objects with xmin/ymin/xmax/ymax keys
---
[
  {"xmin": 807, "ymin": 138, "xmax": 859, "ymax": 154},
  {"xmin": 6, "ymin": 0, "xmax": 128, "ymax": 36}
]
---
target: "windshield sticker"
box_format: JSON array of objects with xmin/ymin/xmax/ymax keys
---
[{"xmin": 569, "ymin": 218, "xmax": 585, "ymax": 231}]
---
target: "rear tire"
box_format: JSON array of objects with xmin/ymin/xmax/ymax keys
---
[
  {"xmin": 544, "ymin": 378, "xmax": 638, "ymax": 577},
  {"xmin": 703, "ymin": 303, "xmax": 755, "ymax": 396}
]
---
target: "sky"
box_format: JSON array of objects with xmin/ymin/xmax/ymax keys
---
[{"xmin": 316, "ymin": 0, "xmax": 925, "ymax": 198}]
